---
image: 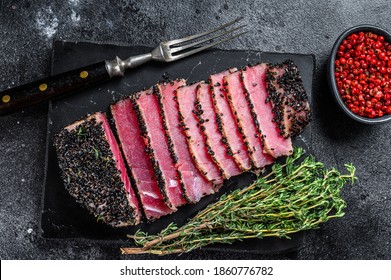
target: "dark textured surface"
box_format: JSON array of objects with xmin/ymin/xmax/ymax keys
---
[{"xmin": 0, "ymin": 0, "xmax": 390, "ymax": 260}]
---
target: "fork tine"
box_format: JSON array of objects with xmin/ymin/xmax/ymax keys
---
[
  {"xmin": 171, "ymin": 31, "xmax": 249, "ymax": 61},
  {"xmin": 170, "ymin": 25, "xmax": 246, "ymax": 54},
  {"xmin": 166, "ymin": 17, "xmax": 243, "ymax": 46}
]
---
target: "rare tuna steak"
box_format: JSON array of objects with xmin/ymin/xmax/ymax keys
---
[
  {"xmin": 111, "ymin": 99, "xmax": 174, "ymax": 220},
  {"xmin": 209, "ymin": 69, "xmax": 252, "ymax": 171},
  {"xmin": 176, "ymin": 82, "xmax": 223, "ymax": 186},
  {"xmin": 155, "ymin": 80, "xmax": 216, "ymax": 203},
  {"xmin": 132, "ymin": 89, "xmax": 187, "ymax": 208},
  {"xmin": 224, "ymin": 71, "xmax": 273, "ymax": 169},
  {"xmin": 241, "ymin": 63, "xmax": 293, "ymax": 158},
  {"xmin": 54, "ymin": 112, "xmax": 141, "ymax": 227},
  {"xmin": 196, "ymin": 81, "xmax": 241, "ymax": 179}
]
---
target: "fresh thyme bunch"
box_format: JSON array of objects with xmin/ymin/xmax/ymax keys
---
[{"xmin": 121, "ymin": 147, "xmax": 356, "ymax": 255}]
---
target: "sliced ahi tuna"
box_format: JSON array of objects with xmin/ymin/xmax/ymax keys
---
[
  {"xmin": 132, "ymin": 89, "xmax": 187, "ymax": 208},
  {"xmin": 224, "ymin": 71, "xmax": 274, "ymax": 169},
  {"xmin": 266, "ymin": 59, "xmax": 311, "ymax": 138},
  {"xmin": 54, "ymin": 112, "xmax": 141, "ymax": 227},
  {"xmin": 196, "ymin": 82, "xmax": 241, "ymax": 179},
  {"xmin": 209, "ymin": 70, "xmax": 252, "ymax": 171},
  {"xmin": 155, "ymin": 80, "xmax": 216, "ymax": 203},
  {"xmin": 111, "ymin": 99, "xmax": 174, "ymax": 220},
  {"xmin": 241, "ymin": 64, "xmax": 293, "ymax": 158},
  {"xmin": 176, "ymin": 82, "xmax": 223, "ymax": 185}
]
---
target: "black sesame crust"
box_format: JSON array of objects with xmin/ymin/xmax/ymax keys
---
[
  {"xmin": 109, "ymin": 105, "xmax": 151, "ymax": 221},
  {"xmin": 130, "ymin": 94, "xmax": 174, "ymax": 209},
  {"xmin": 175, "ymin": 87, "xmax": 211, "ymax": 182},
  {"xmin": 154, "ymin": 81, "xmax": 180, "ymax": 165},
  {"xmin": 266, "ymin": 59, "xmax": 311, "ymax": 138},
  {"xmin": 174, "ymin": 90, "xmax": 208, "ymax": 176},
  {"xmin": 208, "ymin": 81, "xmax": 235, "ymax": 160},
  {"xmin": 208, "ymin": 72, "xmax": 250, "ymax": 172},
  {"xmin": 53, "ymin": 114, "xmax": 139, "ymax": 227},
  {"xmin": 240, "ymin": 66, "xmax": 266, "ymax": 150},
  {"xmin": 154, "ymin": 82, "xmax": 191, "ymax": 203},
  {"xmin": 194, "ymin": 83, "xmax": 227, "ymax": 179},
  {"xmin": 223, "ymin": 77, "xmax": 256, "ymax": 169},
  {"xmin": 266, "ymin": 68, "xmax": 286, "ymax": 135}
]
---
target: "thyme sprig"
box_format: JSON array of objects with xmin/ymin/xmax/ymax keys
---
[{"xmin": 121, "ymin": 147, "xmax": 356, "ymax": 255}]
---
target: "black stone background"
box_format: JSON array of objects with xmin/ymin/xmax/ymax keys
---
[{"xmin": 0, "ymin": 0, "xmax": 390, "ymax": 260}]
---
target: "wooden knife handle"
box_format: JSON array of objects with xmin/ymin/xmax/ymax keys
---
[{"xmin": 0, "ymin": 61, "xmax": 111, "ymax": 116}]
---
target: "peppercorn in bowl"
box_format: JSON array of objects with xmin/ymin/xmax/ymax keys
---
[{"xmin": 328, "ymin": 25, "xmax": 391, "ymax": 124}]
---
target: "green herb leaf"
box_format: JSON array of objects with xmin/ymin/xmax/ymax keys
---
[{"xmin": 122, "ymin": 147, "xmax": 357, "ymax": 255}]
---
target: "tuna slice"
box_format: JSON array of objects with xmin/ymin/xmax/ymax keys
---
[
  {"xmin": 196, "ymin": 82, "xmax": 241, "ymax": 179},
  {"xmin": 155, "ymin": 80, "xmax": 216, "ymax": 203},
  {"xmin": 241, "ymin": 64, "xmax": 293, "ymax": 158},
  {"xmin": 54, "ymin": 112, "xmax": 141, "ymax": 227},
  {"xmin": 176, "ymin": 82, "xmax": 223, "ymax": 185},
  {"xmin": 224, "ymin": 71, "xmax": 274, "ymax": 169},
  {"xmin": 132, "ymin": 89, "xmax": 186, "ymax": 208},
  {"xmin": 111, "ymin": 99, "xmax": 173, "ymax": 220},
  {"xmin": 209, "ymin": 70, "xmax": 252, "ymax": 171},
  {"xmin": 266, "ymin": 59, "xmax": 311, "ymax": 138}
]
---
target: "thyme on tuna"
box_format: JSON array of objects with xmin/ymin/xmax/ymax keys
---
[
  {"xmin": 93, "ymin": 147, "xmax": 100, "ymax": 159},
  {"xmin": 97, "ymin": 214, "xmax": 105, "ymax": 222},
  {"xmin": 76, "ymin": 127, "xmax": 85, "ymax": 137},
  {"xmin": 121, "ymin": 148, "xmax": 356, "ymax": 255}
]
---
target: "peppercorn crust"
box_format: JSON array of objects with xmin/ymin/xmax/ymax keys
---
[
  {"xmin": 266, "ymin": 59, "xmax": 311, "ymax": 138},
  {"xmin": 223, "ymin": 77, "xmax": 255, "ymax": 168},
  {"xmin": 54, "ymin": 113, "xmax": 140, "ymax": 227},
  {"xmin": 175, "ymin": 87, "xmax": 209, "ymax": 178},
  {"xmin": 240, "ymin": 66, "xmax": 266, "ymax": 148},
  {"xmin": 175, "ymin": 83, "xmax": 222, "ymax": 189},
  {"xmin": 194, "ymin": 83, "xmax": 227, "ymax": 179},
  {"xmin": 154, "ymin": 82, "xmax": 191, "ymax": 203},
  {"xmin": 130, "ymin": 94, "xmax": 174, "ymax": 209},
  {"xmin": 209, "ymin": 68, "xmax": 252, "ymax": 172}
]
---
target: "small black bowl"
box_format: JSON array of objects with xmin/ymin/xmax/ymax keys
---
[{"xmin": 327, "ymin": 24, "xmax": 391, "ymax": 124}]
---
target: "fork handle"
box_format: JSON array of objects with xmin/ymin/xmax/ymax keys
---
[
  {"xmin": 0, "ymin": 53, "xmax": 153, "ymax": 116},
  {"xmin": 0, "ymin": 61, "xmax": 111, "ymax": 116}
]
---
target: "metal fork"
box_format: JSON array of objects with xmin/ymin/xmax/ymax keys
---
[
  {"xmin": 0, "ymin": 17, "xmax": 247, "ymax": 116},
  {"xmin": 106, "ymin": 17, "xmax": 247, "ymax": 77}
]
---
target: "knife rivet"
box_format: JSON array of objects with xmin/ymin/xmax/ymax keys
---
[
  {"xmin": 39, "ymin": 83, "xmax": 48, "ymax": 91},
  {"xmin": 2, "ymin": 95, "xmax": 10, "ymax": 103},
  {"xmin": 80, "ymin": 71, "xmax": 89, "ymax": 79}
]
